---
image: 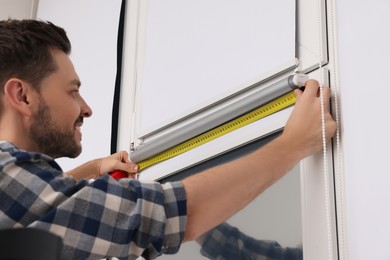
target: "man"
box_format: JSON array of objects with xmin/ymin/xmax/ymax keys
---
[{"xmin": 0, "ymin": 19, "xmax": 336, "ymax": 259}]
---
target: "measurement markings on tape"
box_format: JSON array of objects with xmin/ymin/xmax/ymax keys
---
[{"xmin": 137, "ymin": 91, "xmax": 297, "ymax": 171}]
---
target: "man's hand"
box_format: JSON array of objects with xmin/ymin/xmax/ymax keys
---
[
  {"xmin": 281, "ymin": 79, "xmax": 337, "ymax": 159},
  {"xmin": 66, "ymin": 151, "xmax": 138, "ymax": 181},
  {"xmin": 97, "ymin": 151, "xmax": 139, "ymax": 179}
]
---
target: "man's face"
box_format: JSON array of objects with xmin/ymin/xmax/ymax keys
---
[{"xmin": 29, "ymin": 50, "xmax": 92, "ymax": 158}]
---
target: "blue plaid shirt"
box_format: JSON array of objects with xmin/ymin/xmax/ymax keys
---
[
  {"xmin": 200, "ymin": 223, "xmax": 303, "ymax": 260},
  {"xmin": 0, "ymin": 141, "xmax": 187, "ymax": 259}
]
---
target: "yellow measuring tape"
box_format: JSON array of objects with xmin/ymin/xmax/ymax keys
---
[{"xmin": 137, "ymin": 91, "xmax": 297, "ymax": 171}]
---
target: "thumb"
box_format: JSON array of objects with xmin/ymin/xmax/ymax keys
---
[{"xmin": 121, "ymin": 162, "xmax": 139, "ymax": 173}]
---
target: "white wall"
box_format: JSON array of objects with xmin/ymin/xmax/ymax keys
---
[
  {"xmin": 36, "ymin": 0, "xmax": 121, "ymax": 172},
  {"xmin": 0, "ymin": 0, "xmax": 38, "ymax": 19},
  {"xmin": 336, "ymin": 1, "xmax": 390, "ymax": 259}
]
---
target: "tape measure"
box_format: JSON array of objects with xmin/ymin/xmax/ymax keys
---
[{"xmin": 136, "ymin": 91, "xmax": 297, "ymax": 171}]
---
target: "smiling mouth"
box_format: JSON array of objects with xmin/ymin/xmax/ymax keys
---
[
  {"xmin": 74, "ymin": 117, "xmax": 84, "ymax": 139},
  {"xmin": 75, "ymin": 125, "xmax": 82, "ymax": 141},
  {"xmin": 74, "ymin": 117, "xmax": 84, "ymax": 127}
]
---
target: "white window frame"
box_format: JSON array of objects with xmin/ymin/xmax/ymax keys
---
[
  {"xmin": 117, "ymin": 0, "xmax": 347, "ymax": 259},
  {"xmin": 118, "ymin": 0, "xmax": 328, "ymax": 174},
  {"xmin": 118, "ymin": 0, "xmax": 328, "ymax": 179}
]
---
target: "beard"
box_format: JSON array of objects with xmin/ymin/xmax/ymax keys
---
[{"xmin": 29, "ymin": 99, "xmax": 82, "ymax": 159}]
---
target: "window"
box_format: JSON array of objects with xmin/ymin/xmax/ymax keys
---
[
  {"xmin": 118, "ymin": 0, "xmax": 328, "ymax": 180},
  {"xmin": 117, "ymin": 0, "xmax": 340, "ymax": 259}
]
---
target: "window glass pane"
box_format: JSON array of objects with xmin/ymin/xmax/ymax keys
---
[
  {"xmin": 159, "ymin": 133, "xmax": 303, "ymax": 259},
  {"xmin": 137, "ymin": 0, "xmax": 296, "ymax": 135}
]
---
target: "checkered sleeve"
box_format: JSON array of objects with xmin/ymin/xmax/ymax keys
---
[
  {"xmin": 0, "ymin": 144, "xmax": 187, "ymax": 260},
  {"xmin": 200, "ymin": 223, "xmax": 303, "ymax": 260}
]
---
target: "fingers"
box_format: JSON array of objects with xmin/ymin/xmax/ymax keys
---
[
  {"xmin": 293, "ymin": 79, "xmax": 319, "ymax": 101},
  {"xmin": 106, "ymin": 151, "xmax": 139, "ymax": 175},
  {"xmin": 114, "ymin": 150, "xmax": 137, "ymax": 170},
  {"xmin": 295, "ymin": 79, "xmax": 332, "ymax": 109},
  {"xmin": 302, "ymin": 79, "xmax": 320, "ymax": 97},
  {"xmin": 117, "ymin": 150, "xmax": 139, "ymax": 173},
  {"xmin": 128, "ymin": 163, "xmax": 139, "ymax": 173},
  {"xmin": 293, "ymin": 88, "xmax": 303, "ymax": 100},
  {"xmin": 305, "ymin": 79, "xmax": 331, "ymax": 98},
  {"xmin": 117, "ymin": 150, "xmax": 131, "ymax": 163},
  {"xmin": 284, "ymin": 78, "xmax": 336, "ymax": 158},
  {"xmin": 320, "ymin": 84, "xmax": 331, "ymax": 100},
  {"xmin": 119, "ymin": 157, "xmax": 138, "ymax": 174}
]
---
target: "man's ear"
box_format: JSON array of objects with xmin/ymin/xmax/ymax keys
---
[{"xmin": 3, "ymin": 78, "xmax": 36, "ymax": 117}]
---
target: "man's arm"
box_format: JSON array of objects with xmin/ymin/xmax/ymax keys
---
[
  {"xmin": 65, "ymin": 151, "xmax": 138, "ymax": 181},
  {"xmin": 182, "ymin": 80, "xmax": 336, "ymax": 241}
]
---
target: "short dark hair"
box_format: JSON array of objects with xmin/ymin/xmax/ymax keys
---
[{"xmin": 0, "ymin": 19, "xmax": 71, "ymax": 91}]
